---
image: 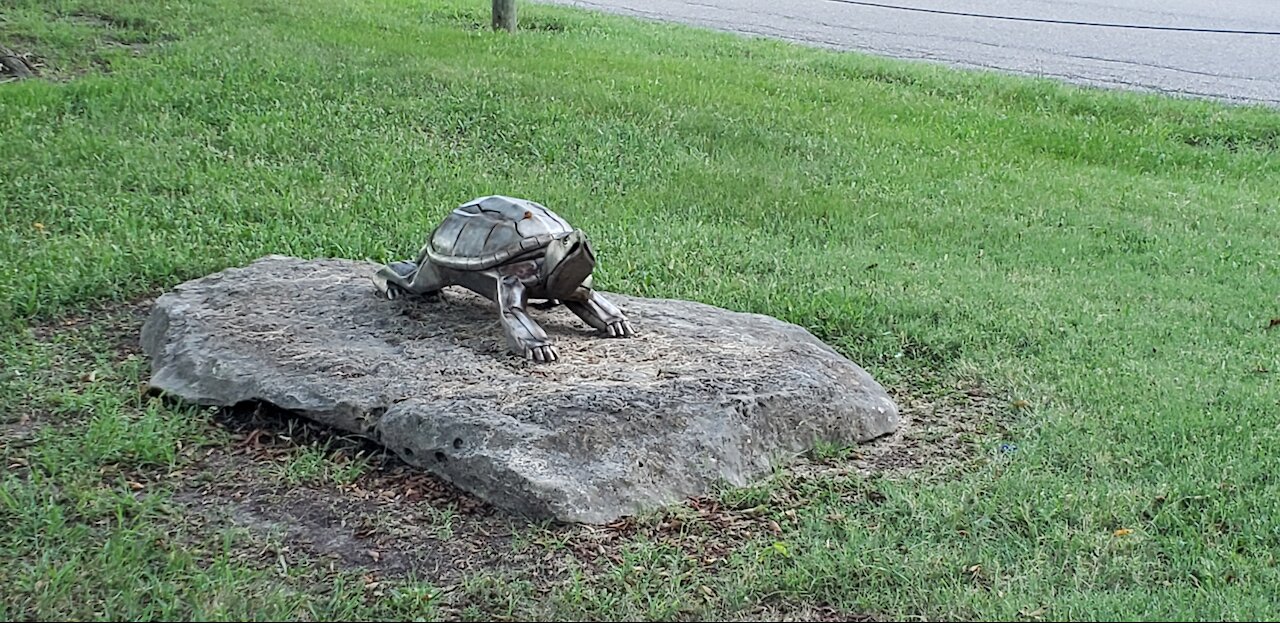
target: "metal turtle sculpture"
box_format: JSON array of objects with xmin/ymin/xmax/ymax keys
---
[{"xmin": 371, "ymin": 195, "xmax": 635, "ymax": 362}]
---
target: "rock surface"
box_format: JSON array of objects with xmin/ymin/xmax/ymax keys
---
[{"xmin": 142, "ymin": 255, "xmax": 900, "ymax": 524}]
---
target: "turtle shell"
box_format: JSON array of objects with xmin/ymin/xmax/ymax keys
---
[{"xmin": 425, "ymin": 195, "xmax": 575, "ymax": 271}]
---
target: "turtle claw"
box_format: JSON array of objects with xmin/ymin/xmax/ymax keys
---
[
  {"xmin": 384, "ymin": 284, "xmax": 404, "ymax": 300},
  {"xmin": 525, "ymin": 344, "xmax": 559, "ymax": 363},
  {"xmin": 606, "ymin": 320, "xmax": 635, "ymax": 338}
]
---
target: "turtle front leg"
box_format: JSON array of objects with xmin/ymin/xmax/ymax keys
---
[
  {"xmin": 564, "ymin": 287, "xmax": 635, "ymax": 338},
  {"xmin": 496, "ymin": 275, "xmax": 559, "ymax": 362}
]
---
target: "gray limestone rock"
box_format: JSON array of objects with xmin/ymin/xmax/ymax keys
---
[{"xmin": 141, "ymin": 255, "xmax": 900, "ymax": 524}]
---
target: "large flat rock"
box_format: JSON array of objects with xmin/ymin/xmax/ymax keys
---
[{"xmin": 142, "ymin": 255, "xmax": 900, "ymax": 524}]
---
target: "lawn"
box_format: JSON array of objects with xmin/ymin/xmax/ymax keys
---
[{"xmin": 2, "ymin": 0, "xmax": 1278, "ymax": 619}]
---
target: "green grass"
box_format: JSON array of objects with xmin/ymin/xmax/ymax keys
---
[{"xmin": 3, "ymin": 0, "xmax": 1279, "ymax": 619}]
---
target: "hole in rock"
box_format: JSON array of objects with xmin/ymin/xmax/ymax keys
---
[
  {"xmin": 435, "ymin": 451, "xmax": 448, "ymax": 463},
  {"xmin": 453, "ymin": 438, "xmax": 464, "ymax": 449}
]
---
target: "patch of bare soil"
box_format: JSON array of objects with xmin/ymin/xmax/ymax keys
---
[
  {"xmin": 820, "ymin": 373, "xmax": 1004, "ymax": 476},
  {"xmin": 170, "ymin": 400, "xmax": 519, "ymax": 586},
  {"xmin": 17, "ymin": 296, "xmax": 1009, "ymax": 616},
  {"xmin": 736, "ymin": 604, "xmax": 881, "ymax": 622},
  {"xmin": 26, "ymin": 295, "xmax": 155, "ymax": 354}
]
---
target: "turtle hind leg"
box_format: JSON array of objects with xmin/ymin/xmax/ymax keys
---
[
  {"xmin": 371, "ymin": 260, "xmax": 447, "ymax": 300},
  {"xmin": 564, "ymin": 287, "xmax": 635, "ymax": 338}
]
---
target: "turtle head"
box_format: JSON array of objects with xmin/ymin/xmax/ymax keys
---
[{"xmin": 542, "ymin": 229, "xmax": 596, "ymax": 298}]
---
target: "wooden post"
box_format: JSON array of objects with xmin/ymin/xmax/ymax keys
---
[{"xmin": 492, "ymin": 0, "xmax": 516, "ymax": 32}]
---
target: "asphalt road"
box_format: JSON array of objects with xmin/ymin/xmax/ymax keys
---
[{"xmin": 536, "ymin": 0, "xmax": 1280, "ymax": 107}]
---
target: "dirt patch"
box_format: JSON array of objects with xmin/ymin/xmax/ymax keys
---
[
  {"xmin": 741, "ymin": 603, "xmax": 880, "ymax": 622},
  {"xmin": 843, "ymin": 374, "xmax": 1002, "ymax": 474},
  {"xmin": 0, "ymin": 414, "xmax": 39, "ymax": 449},
  {"xmin": 63, "ymin": 9, "xmax": 166, "ymax": 39},
  {"xmin": 172, "ymin": 483, "xmax": 512, "ymax": 583},
  {"xmin": 26, "ymin": 294, "xmax": 155, "ymax": 354},
  {"xmin": 1181, "ymin": 129, "xmax": 1278, "ymax": 153},
  {"xmin": 167, "ymin": 400, "xmax": 519, "ymax": 585},
  {"xmin": 63, "ymin": 13, "xmax": 117, "ymax": 30}
]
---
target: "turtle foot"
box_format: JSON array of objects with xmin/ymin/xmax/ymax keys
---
[
  {"xmin": 605, "ymin": 319, "xmax": 635, "ymax": 338},
  {"xmin": 382, "ymin": 283, "xmax": 406, "ymax": 300},
  {"xmin": 523, "ymin": 343, "xmax": 559, "ymax": 363}
]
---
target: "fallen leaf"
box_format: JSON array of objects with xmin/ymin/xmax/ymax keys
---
[
  {"xmin": 1113, "ymin": 528, "xmax": 1133, "ymax": 537},
  {"xmin": 1012, "ymin": 399, "xmax": 1030, "ymax": 409},
  {"xmin": 127, "ymin": 481, "xmax": 145, "ymax": 491},
  {"xmin": 33, "ymin": 222, "xmax": 45, "ymax": 232},
  {"xmin": 1268, "ymin": 318, "xmax": 1280, "ymax": 330}
]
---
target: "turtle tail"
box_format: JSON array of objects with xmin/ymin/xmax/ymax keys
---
[{"xmin": 387, "ymin": 260, "xmax": 418, "ymax": 278}]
